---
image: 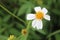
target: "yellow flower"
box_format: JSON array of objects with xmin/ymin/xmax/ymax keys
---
[
  {"xmin": 8, "ymin": 35, "xmax": 15, "ymax": 40},
  {"xmin": 21, "ymin": 29, "xmax": 27, "ymax": 35}
]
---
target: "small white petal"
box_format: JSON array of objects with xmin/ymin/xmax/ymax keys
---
[
  {"xmin": 26, "ymin": 14, "xmax": 35, "ymax": 20},
  {"xmin": 35, "ymin": 20, "xmax": 43, "ymax": 29},
  {"xmin": 32, "ymin": 19, "xmax": 43, "ymax": 29},
  {"xmin": 44, "ymin": 15, "xmax": 50, "ymax": 21},
  {"xmin": 34, "ymin": 7, "xmax": 41, "ymax": 12},
  {"xmin": 42, "ymin": 8, "xmax": 48, "ymax": 14},
  {"xmin": 32, "ymin": 20, "xmax": 36, "ymax": 28}
]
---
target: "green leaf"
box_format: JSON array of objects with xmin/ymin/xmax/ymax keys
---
[
  {"xmin": 29, "ymin": 30, "xmax": 41, "ymax": 40},
  {"xmin": 55, "ymin": 33, "xmax": 60, "ymax": 40},
  {"xmin": 19, "ymin": 0, "xmax": 27, "ymax": 3},
  {"xmin": 3, "ymin": 15, "xmax": 11, "ymax": 22},
  {"xmin": 43, "ymin": 20, "xmax": 50, "ymax": 34},
  {"xmin": 32, "ymin": 28, "xmax": 46, "ymax": 35},
  {"xmin": 17, "ymin": 4, "xmax": 28, "ymax": 16},
  {"xmin": 17, "ymin": 2, "xmax": 34, "ymax": 16},
  {"xmin": 52, "ymin": 9, "xmax": 60, "ymax": 15},
  {"xmin": 9, "ymin": 28, "xmax": 20, "ymax": 36},
  {"xmin": 37, "ymin": 29, "xmax": 46, "ymax": 35},
  {"xmin": 0, "ymin": 18, "xmax": 2, "ymax": 25},
  {"xmin": 16, "ymin": 22, "xmax": 25, "ymax": 29},
  {"xmin": 0, "ymin": 35, "xmax": 7, "ymax": 40},
  {"xmin": 0, "ymin": 28, "xmax": 6, "ymax": 34}
]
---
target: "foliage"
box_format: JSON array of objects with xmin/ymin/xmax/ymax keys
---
[{"xmin": 0, "ymin": 0, "xmax": 60, "ymax": 40}]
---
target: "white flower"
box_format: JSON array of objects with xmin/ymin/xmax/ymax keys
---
[{"xmin": 26, "ymin": 7, "xmax": 50, "ymax": 29}]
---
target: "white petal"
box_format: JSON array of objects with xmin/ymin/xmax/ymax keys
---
[
  {"xmin": 42, "ymin": 8, "xmax": 48, "ymax": 14},
  {"xmin": 35, "ymin": 20, "xmax": 43, "ymax": 29},
  {"xmin": 44, "ymin": 15, "xmax": 50, "ymax": 21},
  {"xmin": 32, "ymin": 20, "xmax": 36, "ymax": 28},
  {"xmin": 26, "ymin": 14, "xmax": 35, "ymax": 20},
  {"xmin": 34, "ymin": 7, "xmax": 41, "ymax": 12},
  {"xmin": 32, "ymin": 19, "xmax": 43, "ymax": 29}
]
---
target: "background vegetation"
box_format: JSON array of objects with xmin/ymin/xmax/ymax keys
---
[{"xmin": 0, "ymin": 0, "xmax": 60, "ymax": 40}]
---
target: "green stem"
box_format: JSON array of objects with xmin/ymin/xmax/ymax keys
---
[
  {"xmin": 48, "ymin": 38, "xmax": 51, "ymax": 40},
  {"xmin": 48, "ymin": 22, "xmax": 52, "ymax": 40},
  {"xmin": 27, "ymin": 21, "xmax": 31, "ymax": 30},
  {"xmin": 0, "ymin": 4, "xmax": 26, "ymax": 25},
  {"xmin": 17, "ymin": 21, "xmax": 31, "ymax": 40},
  {"xmin": 25, "ymin": 21, "xmax": 31, "ymax": 40},
  {"xmin": 47, "ymin": 30, "xmax": 60, "ymax": 38}
]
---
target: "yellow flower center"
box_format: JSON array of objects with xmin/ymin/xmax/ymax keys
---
[{"xmin": 36, "ymin": 11, "xmax": 44, "ymax": 19}]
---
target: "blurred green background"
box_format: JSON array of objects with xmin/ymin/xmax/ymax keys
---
[{"xmin": 0, "ymin": 0, "xmax": 60, "ymax": 40}]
